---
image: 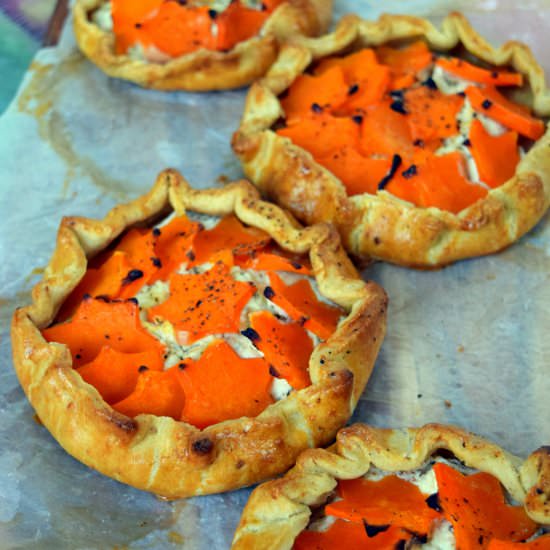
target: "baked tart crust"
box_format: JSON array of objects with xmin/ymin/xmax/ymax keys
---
[
  {"xmin": 232, "ymin": 13, "xmax": 550, "ymax": 267},
  {"xmin": 231, "ymin": 422, "xmax": 550, "ymax": 549},
  {"xmin": 73, "ymin": 0, "xmax": 333, "ymax": 91},
  {"xmin": 11, "ymin": 169, "xmax": 387, "ymax": 498}
]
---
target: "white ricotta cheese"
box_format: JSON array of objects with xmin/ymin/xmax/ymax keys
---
[
  {"xmin": 432, "ymin": 64, "xmax": 473, "ymax": 95},
  {"xmin": 436, "ymin": 133, "xmax": 484, "ymax": 186},
  {"xmin": 307, "ymin": 513, "xmax": 337, "ymax": 533},
  {"xmin": 127, "ymin": 44, "xmax": 145, "ymax": 62},
  {"xmin": 163, "ymin": 332, "xmax": 263, "ymax": 368},
  {"xmin": 362, "ymin": 463, "xmax": 438, "ymax": 495},
  {"xmin": 92, "ymin": 2, "xmax": 113, "ymax": 32},
  {"xmin": 419, "ymin": 521, "xmax": 456, "ymax": 550},
  {"xmin": 135, "ymin": 280, "xmax": 170, "ymax": 310},
  {"xmin": 477, "ymin": 111, "xmax": 507, "ymax": 137},
  {"xmin": 230, "ymin": 266, "xmax": 290, "ymax": 323},
  {"xmin": 186, "ymin": 210, "xmax": 222, "ymax": 230},
  {"xmin": 190, "ymin": 0, "xmax": 232, "ymax": 10},
  {"xmin": 270, "ymin": 377, "xmax": 293, "ymax": 401},
  {"xmin": 435, "ymin": 98, "xmax": 500, "ymax": 186},
  {"xmin": 128, "ymin": 43, "xmax": 172, "ymax": 64},
  {"xmin": 433, "ymin": 67, "xmax": 507, "ymax": 137}
]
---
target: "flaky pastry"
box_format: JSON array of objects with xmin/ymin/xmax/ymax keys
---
[
  {"xmin": 73, "ymin": 0, "xmax": 333, "ymax": 91},
  {"xmin": 11, "ymin": 169, "xmax": 387, "ymax": 498},
  {"xmin": 232, "ymin": 423, "xmax": 550, "ymax": 549},
  {"xmin": 232, "ymin": 13, "xmax": 550, "ymax": 267}
]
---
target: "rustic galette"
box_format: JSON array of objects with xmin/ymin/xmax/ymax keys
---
[
  {"xmin": 233, "ymin": 13, "xmax": 550, "ymax": 267},
  {"xmin": 73, "ymin": 0, "xmax": 333, "ymax": 90},
  {"xmin": 232, "ymin": 423, "xmax": 550, "ymax": 549},
  {"xmin": 11, "ymin": 169, "xmax": 387, "ymax": 498}
]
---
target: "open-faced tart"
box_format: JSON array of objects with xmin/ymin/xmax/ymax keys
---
[
  {"xmin": 11, "ymin": 169, "xmax": 387, "ymax": 498},
  {"xmin": 73, "ymin": 0, "xmax": 333, "ymax": 90},
  {"xmin": 232, "ymin": 13, "xmax": 550, "ymax": 267},
  {"xmin": 232, "ymin": 423, "xmax": 550, "ymax": 549}
]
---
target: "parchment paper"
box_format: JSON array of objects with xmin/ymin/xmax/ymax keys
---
[{"xmin": 1, "ymin": 1, "xmax": 549, "ymax": 548}]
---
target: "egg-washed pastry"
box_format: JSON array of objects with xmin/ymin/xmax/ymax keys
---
[
  {"xmin": 232, "ymin": 423, "xmax": 550, "ymax": 549},
  {"xmin": 73, "ymin": 0, "xmax": 333, "ymax": 90},
  {"xmin": 11, "ymin": 169, "xmax": 387, "ymax": 498},
  {"xmin": 233, "ymin": 13, "xmax": 550, "ymax": 267}
]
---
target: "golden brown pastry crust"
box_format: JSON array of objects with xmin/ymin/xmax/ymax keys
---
[
  {"xmin": 11, "ymin": 169, "xmax": 387, "ymax": 498},
  {"xmin": 73, "ymin": 0, "xmax": 333, "ymax": 91},
  {"xmin": 232, "ymin": 12, "xmax": 550, "ymax": 267},
  {"xmin": 231, "ymin": 423, "xmax": 550, "ymax": 549}
]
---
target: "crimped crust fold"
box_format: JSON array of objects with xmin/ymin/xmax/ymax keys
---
[
  {"xmin": 11, "ymin": 169, "xmax": 387, "ymax": 498},
  {"xmin": 232, "ymin": 12, "xmax": 550, "ymax": 267},
  {"xmin": 231, "ymin": 423, "xmax": 550, "ymax": 549},
  {"xmin": 73, "ymin": 0, "xmax": 333, "ymax": 91}
]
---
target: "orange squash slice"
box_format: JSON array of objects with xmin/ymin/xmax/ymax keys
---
[
  {"xmin": 178, "ymin": 340, "xmax": 274, "ymax": 429},
  {"xmin": 42, "ymin": 297, "xmax": 165, "ymax": 367},
  {"xmin": 231, "ymin": 423, "xmax": 550, "ymax": 549},
  {"xmin": 147, "ymin": 262, "xmax": 256, "ymax": 344},
  {"xmin": 267, "ymin": 272, "xmax": 343, "ymax": 340}
]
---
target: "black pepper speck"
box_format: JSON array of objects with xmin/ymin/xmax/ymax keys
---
[
  {"xmin": 390, "ymin": 100, "xmax": 408, "ymax": 115},
  {"xmin": 122, "ymin": 269, "xmax": 144, "ymax": 285},
  {"xmin": 363, "ymin": 521, "xmax": 390, "ymax": 538},
  {"xmin": 401, "ymin": 164, "xmax": 417, "ymax": 179},
  {"xmin": 241, "ymin": 327, "xmax": 260, "ymax": 341}
]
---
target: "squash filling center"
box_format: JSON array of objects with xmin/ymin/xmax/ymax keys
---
[
  {"xmin": 294, "ymin": 460, "xmax": 549, "ymax": 549},
  {"xmin": 93, "ymin": 0, "xmax": 284, "ymax": 59},
  {"xmin": 42, "ymin": 214, "xmax": 343, "ymax": 428},
  {"xmin": 276, "ymin": 42, "xmax": 545, "ymax": 214}
]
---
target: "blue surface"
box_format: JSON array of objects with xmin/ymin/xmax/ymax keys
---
[
  {"xmin": 0, "ymin": 14, "xmax": 37, "ymax": 113},
  {"xmin": 0, "ymin": 1, "xmax": 56, "ymax": 113}
]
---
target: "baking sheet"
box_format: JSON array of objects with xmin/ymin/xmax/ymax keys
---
[{"xmin": 1, "ymin": 1, "xmax": 549, "ymax": 548}]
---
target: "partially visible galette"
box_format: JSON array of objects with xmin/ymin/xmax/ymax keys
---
[
  {"xmin": 232, "ymin": 423, "xmax": 550, "ymax": 549},
  {"xmin": 11, "ymin": 169, "xmax": 387, "ymax": 498},
  {"xmin": 233, "ymin": 13, "xmax": 550, "ymax": 267},
  {"xmin": 73, "ymin": 0, "xmax": 333, "ymax": 90}
]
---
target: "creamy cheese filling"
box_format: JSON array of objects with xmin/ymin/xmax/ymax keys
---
[
  {"xmin": 134, "ymin": 215, "xmax": 338, "ymax": 401},
  {"xmin": 418, "ymin": 521, "xmax": 456, "ymax": 550},
  {"xmin": 431, "ymin": 64, "xmax": 471, "ymax": 95},
  {"xmin": 437, "ymin": 134, "xmax": 484, "ymax": 185},
  {"xmin": 270, "ymin": 377, "xmax": 293, "ymax": 400},
  {"xmin": 432, "ymin": 65, "xmax": 516, "ymax": 188},
  {"xmin": 127, "ymin": 43, "xmax": 172, "ymax": 64},
  {"xmin": 92, "ymin": 2, "xmax": 113, "ymax": 31}
]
